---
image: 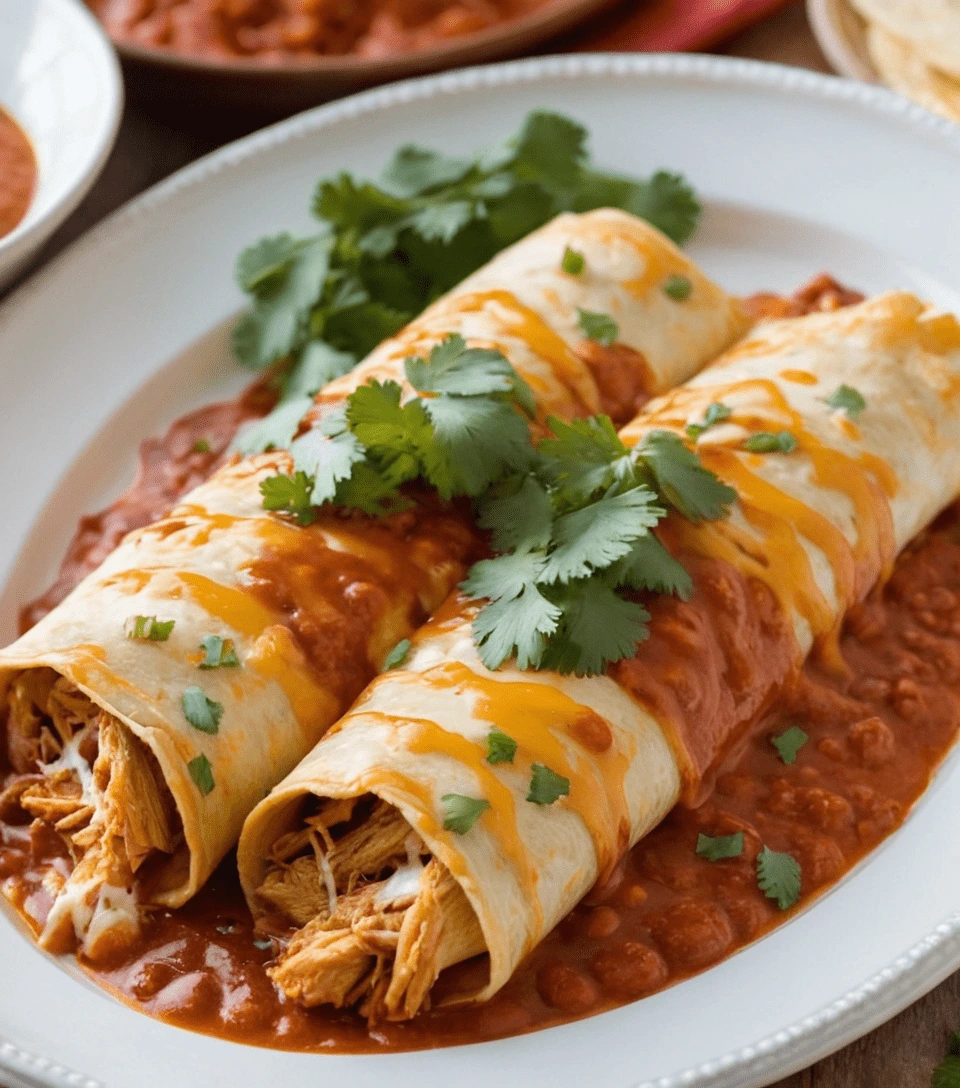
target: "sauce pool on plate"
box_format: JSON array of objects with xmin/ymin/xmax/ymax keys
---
[{"xmin": 0, "ymin": 108, "xmax": 37, "ymax": 241}]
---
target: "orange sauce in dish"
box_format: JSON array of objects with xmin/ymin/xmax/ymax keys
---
[{"xmin": 0, "ymin": 108, "xmax": 36, "ymax": 240}]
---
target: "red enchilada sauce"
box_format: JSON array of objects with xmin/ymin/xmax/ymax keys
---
[
  {"xmin": 0, "ymin": 109, "xmax": 37, "ymax": 241},
  {"xmin": 4, "ymin": 275, "xmax": 954, "ymax": 1051}
]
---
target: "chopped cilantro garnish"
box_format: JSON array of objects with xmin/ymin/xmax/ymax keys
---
[
  {"xmin": 825, "ymin": 384, "xmax": 866, "ymax": 418},
  {"xmin": 696, "ymin": 831, "xmax": 745, "ymax": 861},
  {"xmin": 198, "ymin": 635, "xmax": 240, "ymax": 670},
  {"xmin": 577, "ymin": 308, "xmax": 619, "ymax": 346},
  {"xmin": 771, "ymin": 725, "xmax": 808, "ymax": 765},
  {"xmin": 686, "ymin": 402, "xmax": 732, "ymax": 441},
  {"xmin": 188, "ymin": 754, "xmax": 215, "ymax": 796},
  {"xmin": 193, "ymin": 438, "xmax": 212, "ymax": 454},
  {"xmin": 126, "ymin": 616, "xmax": 175, "ymax": 642},
  {"xmin": 486, "ymin": 729, "xmax": 518, "ymax": 765},
  {"xmin": 562, "ymin": 246, "xmax": 585, "ymax": 275},
  {"xmin": 756, "ymin": 846, "xmax": 801, "ymax": 910},
  {"xmin": 663, "ymin": 274, "xmax": 692, "ymax": 301},
  {"xmin": 382, "ymin": 638, "xmax": 411, "ymax": 670},
  {"xmin": 232, "ymin": 112, "xmax": 701, "ymax": 447},
  {"xmin": 442, "ymin": 793, "xmax": 490, "ymax": 834},
  {"xmin": 182, "ymin": 686, "xmax": 223, "ymax": 735},
  {"xmin": 259, "ymin": 470, "xmax": 318, "ymax": 526},
  {"xmin": 527, "ymin": 763, "xmax": 570, "ymax": 805},
  {"xmin": 745, "ymin": 431, "xmax": 797, "ymax": 454}
]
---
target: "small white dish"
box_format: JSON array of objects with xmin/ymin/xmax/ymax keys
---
[
  {"xmin": 0, "ymin": 0, "xmax": 122, "ymax": 290},
  {"xmin": 807, "ymin": 0, "xmax": 879, "ymax": 82}
]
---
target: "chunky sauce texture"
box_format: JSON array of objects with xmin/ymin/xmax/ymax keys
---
[
  {"xmin": 4, "ymin": 276, "xmax": 954, "ymax": 1052},
  {"xmin": 86, "ymin": 0, "xmax": 551, "ymax": 63},
  {"xmin": 0, "ymin": 109, "xmax": 36, "ymax": 241}
]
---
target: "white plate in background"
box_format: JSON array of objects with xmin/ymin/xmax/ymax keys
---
[{"xmin": 2, "ymin": 53, "xmax": 960, "ymax": 1088}]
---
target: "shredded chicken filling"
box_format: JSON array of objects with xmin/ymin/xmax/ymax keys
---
[
  {"xmin": 1, "ymin": 668, "xmax": 182, "ymax": 960},
  {"xmin": 257, "ymin": 797, "xmax": 486, "ymax": 1021}
]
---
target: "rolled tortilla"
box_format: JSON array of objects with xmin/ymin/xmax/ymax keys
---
[
  {"xmin": 0, "ymin": 210, "xmax": 747, "ymax": 961},
  {"xmin": 237, "ymin": 292, "xmax": 960, "ymax": 1018}
]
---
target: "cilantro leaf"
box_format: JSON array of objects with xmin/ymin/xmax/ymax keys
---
[
  {"xmin": 234, "ymin": 397, "xmax": 313, "ymax": 456},
  {"xmin": 756, "ymin": 846, "xmax": 801, "ymax": 910},
  {"xmin": 182, "ymin": 686, "xmax": 223, "ymax": 735},
  {"xmin": 380, "ymin": 145, "xmax": 472, "ymax": 197},
  {"xmin": 663, "ymin": 274, "xmax": 692, "ymax": 301},
  {"xmin": 188, "ymin": 754, "xmax": 215, "ymax": 796},
  {"xmin": 472, "ymin": 584, "xmax": 561, "ymax": 672},
  {"xmin": 638, "ymin": 430, "xmax": 737, "ymax": 521},
  {"xmin": 408, "ymin": 201, "xmax": 476, "ymax": 244},
  {"xmin": 231, "ymin": 312, "xmax": 262, "ymax": 369},
  {"xmin": 509, "ymin": 111, "xmax": 588, "ymax": 189},
  {"xmin": 290, "ymin": 418, "xmax": 367, "ymax": 506},
  {"xmin": 254, "ymin": 236, "xmax": 333, "ymax": 366},
  {"xmin": 539, "ymin": 415, "xmax": 635, "ymax": 506},
  {"xmin": 424, "ymin": 394, "xmax": 531, "ymax": 499},
  {"xmin": 486, "ymin": 729, "xmax": 518, "ymax": 765},
  {"xmin": 259, "ymin": 470, "xmax": 317, "ymax": 526},
  {"xmin": 477, "ymin": 475, "xmax": 553, "ymax": 553},
  {"xmin": 540, "ymin": 486, "xmax": 663, "ymax": 584},
  {"xmin": 577, "ymin": 308, "xmax": 619, "ymax": 346},
  {"xmin": 527, "ymin": 763, "xmax": 570, "ymax": 805},
  {"xmin": 771, "ymin": 725, "xmax": 808, "ymax": 765},
  {"xmin": 126, "ymin": 616, "xmax": 175, "ymax": 642},
  {"xmin": 606, "ymin": 532, "xmax": 693, "ymax": 598},
  {"xmin": 404, "ymin": 335, "xmax": 534, "ymax": 415},
  {"xmin": 617, "ymin": 170, "xmax": 701, "ymax": 246},
  {"xmin": 825, "ymin": 384, "xmax": 866, "ymax": 418},
  {"xmin": 540, "ymin": 580, "xmax": 651, "ymax": 676},
  {"xmin": 933, "ymin": 1056, "xmax": 960, "ymax": 1088},
  {"xmin": 461, "ymin": 549, "xmax": 546, "ymax": 603},
  {"xmin": 562, "ymin": 246, "xmax": 585, "ymax": 275},
  {"xmin": 346, "ymin": 380, "xmax": 433, "ymax": 487},
  {"xmin": 235, "ymin": 233, "xmax": 297, "ymax": 294},
  {"xmin": 322, "ymin": 301, "xmax": 409, "ymax": 359},
  {"xmin": 442, "ymin": 793, "xmax": 490, "ymax": 834},
  {"xmin": 285, "ymin": 341, "xmax": 355, "ymax": 399},
  {"xmin": 199, "ymin": 635, "xmax": 240, "ymax": 670},
  {"xmin": 383, "ymin": 639, "xmax": 411, "ymax": 670},
  {"xmin": 745, "ymin": 431, "xmax": 797, "ymax": 454},
  {"xmin": 696, "ymin": 831, "xmax": 745, "ymax": 861}
]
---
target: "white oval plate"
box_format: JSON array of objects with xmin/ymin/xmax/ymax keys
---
[
  {"xmin": 3, "ymin": 53, "xmax": 960, "ymax": 1088},
  {"xmin": 0, "ymin": 0, "xmax": 122, "ymax": 291}
]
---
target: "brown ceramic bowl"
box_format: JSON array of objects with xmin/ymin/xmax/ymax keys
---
[{"xmin": 104, "ymin": 0, "xmax": 614, "ymax": 116}]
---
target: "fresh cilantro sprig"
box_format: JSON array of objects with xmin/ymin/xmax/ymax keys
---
[
  {"xmin": 231, "ymin": 111, "xmax": 701, "ymax": 452},
  {"xmin": 258, "ymin": 335, "xmax": 734, "ymax": 678}
]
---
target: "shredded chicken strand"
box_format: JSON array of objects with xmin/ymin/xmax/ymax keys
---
[
  {"xmin": 260, "ymin": 796, "xmax": 486, "ymax": 1021},
  {"xmin": 3, "ymin": 669, "xmax": 181, "ymax": 960}
]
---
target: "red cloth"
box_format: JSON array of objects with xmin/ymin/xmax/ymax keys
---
[{"xmin": 570, "ymin": 0, "xmax": 792, "ymax": 52}]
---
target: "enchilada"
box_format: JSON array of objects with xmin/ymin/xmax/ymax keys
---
[{"xmin": 237, "ymin": 292, "xmax": 960, "ymax": 1019}]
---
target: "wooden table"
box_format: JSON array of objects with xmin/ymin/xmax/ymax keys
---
[{"xmin": 9, "ymin": 3, "xmax": 957, "ymax": 1084}]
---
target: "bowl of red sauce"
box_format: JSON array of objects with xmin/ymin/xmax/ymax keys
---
[
  {"xmin": 0, "ymin": 0, "xmax": 122, "ymax": 291},
  {"xmin": 83, "ymin": 0, "xmax": 613, "ymax": 113}
]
